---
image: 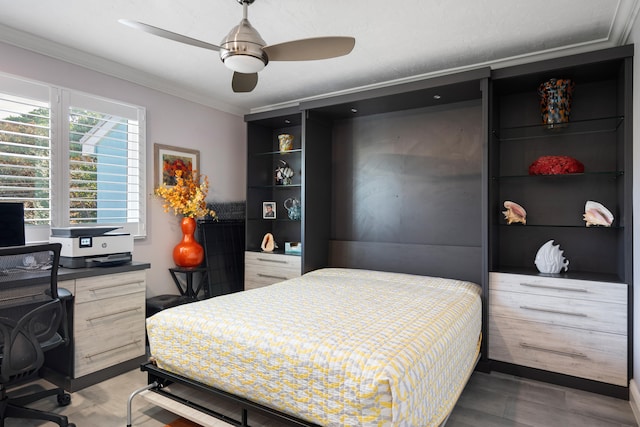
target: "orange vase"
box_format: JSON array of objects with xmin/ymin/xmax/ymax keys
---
[{"xmin": 172, "ymin": 217, "xmax": 204, "ymax": 268}]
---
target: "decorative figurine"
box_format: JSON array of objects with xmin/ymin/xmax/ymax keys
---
[
  {"xmin": 275, "ymin": 160, "xmax": 294, "ymax": 185},
  {"xmin": 534, "ymin": 240, "xmax": 569, "ymax": 274}
]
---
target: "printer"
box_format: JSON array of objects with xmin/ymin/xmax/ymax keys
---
[{"xmin": 50, "ymin": 226, "xmax": 133, "ymax": 268}]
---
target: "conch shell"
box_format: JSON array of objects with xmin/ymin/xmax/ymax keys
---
[
  {"xmin": 261, "ymin": 233, "xmax": 277, "ymax": 252},
  {"xmin": 534, "ymin": 240, "xmax": 569, "ymax": 274},
  {"xmin": 503, "ymin": 201, "xmax": 526, "ymax": 225},
  {"xmin": 583, "ymin": 201, "xmax": 613, "ymax": 227}
]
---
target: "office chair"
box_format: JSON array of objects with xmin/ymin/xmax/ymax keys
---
[{"xmin": 0, "ymin": 243, "xmax": 74, "ymax": 427}]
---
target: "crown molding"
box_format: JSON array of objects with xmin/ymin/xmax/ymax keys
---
[
  {"xmin": 1, "ymin": 0, "xmax": 637, "ymax": 118},
  {"xmin": 0, "ymin": 24, "xmax": 248, "ymax": 116}
]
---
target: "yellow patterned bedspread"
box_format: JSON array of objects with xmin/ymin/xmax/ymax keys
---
[{"xmin": 146, "ymin": 268, "xmax": 482, "ymax": 426}]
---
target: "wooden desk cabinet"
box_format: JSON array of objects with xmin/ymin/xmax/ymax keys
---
[
  {"xmin": 71, "ymin": 270, "xmax": 146, "ymax": 378},
  {"xmin": 44, "ymin": 265, "xmax": 148, "ymax": 392}
]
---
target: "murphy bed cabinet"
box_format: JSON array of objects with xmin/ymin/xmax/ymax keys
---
[
  {"xmin": 243, "ymin": 44, "xmax": 633, "ymax": 399},
  {"xmin": 244, "ymin": 108, "xmax": 332, "ymax": 289},
  {"xmin": 488, "ymin": 45, "xmax": 633, "ymax": 398}
]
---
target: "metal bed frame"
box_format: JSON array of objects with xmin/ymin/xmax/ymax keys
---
[
  {"xmin": 126, "ymin": 356, "xmax": 475, "ymax": 427},
  {"xmin": 127, "ymin": 361, "xmax": 321, "ymax": 427}
]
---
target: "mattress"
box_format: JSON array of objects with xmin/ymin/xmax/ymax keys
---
[{"xmin": 146, "ymin": 268, "xmax": 482, "ymax": 427}]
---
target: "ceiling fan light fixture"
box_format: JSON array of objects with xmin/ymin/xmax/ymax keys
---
[
  {"xmin": 220, "ymin": 18, "xmax": 268, "ymax": 73},
  {"xmin": 223, "ymin": 54, "xmax": 266, "ymax": 73}
]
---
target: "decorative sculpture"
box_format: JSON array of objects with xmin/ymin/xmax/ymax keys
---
[
  {"xmin": 275, "ymin": 160, "xmax": 294, "ymax": 185},
  {"xmin": 534, "ymin": 240, "xmax": 569, "ymax": 274}
]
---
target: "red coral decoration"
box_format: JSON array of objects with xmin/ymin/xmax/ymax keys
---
[{"xmin": 528, "ymin": 155, "xmax": 584, "ymax": 175}]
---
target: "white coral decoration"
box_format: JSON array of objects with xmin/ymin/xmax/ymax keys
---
[{"xmin": 534, "ymin": 240, "xmax": 569, "ymax": 274}]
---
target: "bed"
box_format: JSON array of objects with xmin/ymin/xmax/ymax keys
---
[{"xmin": 142, "ymin": 268, "xmax": 482, "ymax": 427}]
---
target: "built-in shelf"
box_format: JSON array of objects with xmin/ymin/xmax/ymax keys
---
[
  {"xmin": 494, "ymin": 116, "xmax": 624, "ymax": 141},
  {"xmin": 499, "ymin": 224, "xmax": 623, "ymax": 229},
  {"xmin": 254, "ymin": 149, "xmax": 303, "ymax": 156},
  {"xmin": 493, "ymin": 171, "xmax": 623, "ymax": 180},
  {"xmin": 492, "ymin": 266, "xmax": 625, "ymax": 284},
  {"xmin": 247, "ymin": 184, "xmax": 302, "ymax": 189}
]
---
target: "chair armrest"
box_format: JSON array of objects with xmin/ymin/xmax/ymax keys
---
[
  {"xmin": 56, "ymin": 289, "xmax": 72, "ymax": 346},
  {"xmin": 58, "ymin": 288, "xmax": 72, "ymax": 301}
]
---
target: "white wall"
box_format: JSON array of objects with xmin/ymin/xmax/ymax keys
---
[{"xmin": 0, "ymin": 41, "xmax": 246, "ymax": 297}]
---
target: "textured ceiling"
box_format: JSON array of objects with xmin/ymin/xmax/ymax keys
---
[{"xmin": 0, "ymin": 0, "xmax": 638, "ymax": 116}]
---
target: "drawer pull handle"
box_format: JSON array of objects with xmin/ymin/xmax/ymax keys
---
[
  {"xmin": 88, "ymin": 281, "xmax": 142, "ymax": 292},
  {"xmin": 85, "ymin": 339, "xmax": 142, "ymax": 359},
  {"xmin": 86, "ymin": 307, "xmax": 141, "ymax": 321},
  {"xmin": 520, "ymin": 305, "xmax": 588, "ymax": 317},
  {"xmin": 256, "ymin": 257, "xmax": 288, "ymax": 264},
  {"xmin": 520, "ymin": 342, "xmax": 588, "ymax": 359},
  {"xmin": 257, "ymin": 273, "xmax": 288, "ymax": 280},
  {"xmin": 519, "ymin": 283, "xmax": 588, "ymax": 293}
]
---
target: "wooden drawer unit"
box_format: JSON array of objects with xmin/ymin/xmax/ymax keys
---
[
  {"xmin": 73, "ymin": 271, "xmax": 146, "ymax": 378},
  {"xmin": 244, "ymin": 251, "xmax": 301, "ymax": 290},
  {"xmin": 489, "ymin": 272, "xmax": 627, "ymax": 386}
]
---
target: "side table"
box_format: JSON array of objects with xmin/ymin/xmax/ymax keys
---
[{"xmin": 168, "ymin": 266, "xmax": 209, "ymax": 299}]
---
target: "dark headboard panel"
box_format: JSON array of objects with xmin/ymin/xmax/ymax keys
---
[
  {"xmin": 329, "ymin": 100, "xmax": 483, "ymax": 285},
  {"xmin": 329, "ymin": 240, "xmax": 482, "ymax": 284}
]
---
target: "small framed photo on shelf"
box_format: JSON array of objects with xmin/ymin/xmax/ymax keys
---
[
  {"xmin": 263, "ymin": 202, "xmax": 276, "ymax": 219},
  {"xmin": 154, "ymin": 143, "xmax": 200, "ymax": 188}
]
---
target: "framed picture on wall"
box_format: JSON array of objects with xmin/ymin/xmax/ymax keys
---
[
  {"xmin": 263, "ymin": 202, "xmax": 276, "ymax": 219},
  {"xmin": 154, "ymin": 143, "xmax": 200, "ymax": 188}
]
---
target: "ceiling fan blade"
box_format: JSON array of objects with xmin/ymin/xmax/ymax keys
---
[
  {"xmin": 264, "ymin": 37, "xmax": 355, "ymax": 61},
  {"xmin": 118, "ymin": 19, "xmax": 221, "ymax": 52},
  {"xmin": 232, "ymin": 72, "xmax": 258, "ymax": 93}
]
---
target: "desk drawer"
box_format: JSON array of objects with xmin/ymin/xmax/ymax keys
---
[
  {"xmin": 245, "ymin": 252, "xmax": 301, "ymax": 290},
  {"xmin": 74, "ymin": 271, "xmax": 146, "ymax": 304},
  {"xmin": 74, "ymin": 291, "xmax": 145, "ymax": 377}
]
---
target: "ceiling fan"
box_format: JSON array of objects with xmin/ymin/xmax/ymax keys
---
[{"xmin": 119, "ymin": 0, "xmax": 356, "ymax": 93}]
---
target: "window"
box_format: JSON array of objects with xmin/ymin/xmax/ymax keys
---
[{"xmin": 0, "ymin": 74, "xmax": 146, "ymax": 242}]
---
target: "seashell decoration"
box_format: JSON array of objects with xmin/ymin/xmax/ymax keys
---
[
  {"xmin": 583, "ymin": 200, "xmax": 614, "ymax": 227},
  {"xmin": 261, "ymin": 232, "xmax": 277, "ymax": 252},
  {"xmin": 534, "ymin": 240, "xmax": 569, "ymax": 274},
  {"xmin": 503, "ymin": 201, "xmax": 526, "ymax": 225}
]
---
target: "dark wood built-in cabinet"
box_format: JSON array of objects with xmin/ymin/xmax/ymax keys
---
[
  {"xmin": 244, "ymin": 44, "xmax": 633, "ymax": 398},
  {"xmin": 244, "ymin": 108, "xmax": 332, "ymax": 289},
  {"xmin": 488, "ymin": 45, "xmax": 633, "ymax": 398},
  {"xmin": 489, "ymin": 46, "xmax": 632, "ymax": 282}
]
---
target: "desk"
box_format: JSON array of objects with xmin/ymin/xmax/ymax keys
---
[{"xmin": 169, "ymin": 267, "xmax": 208, "ymax": 299}]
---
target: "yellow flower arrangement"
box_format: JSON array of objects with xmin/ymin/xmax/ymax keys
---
[{"xmin": 154, "ymin": 169, "xmax": 216, "ymax": 219}]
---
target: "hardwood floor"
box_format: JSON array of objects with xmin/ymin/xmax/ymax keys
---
[
  {"xmin": 4, "ymin": 369, "xmax": 638, "ymax": 426},
  {"xmin": 447, "ymin": 372, "xmax": 637, "ymax": 427}
]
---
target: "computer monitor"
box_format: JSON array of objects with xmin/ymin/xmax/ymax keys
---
[{"xmin": 0, "ymin": 203, "xmax": 26, "ymax": 247}]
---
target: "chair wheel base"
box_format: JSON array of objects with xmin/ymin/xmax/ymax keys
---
[{"xmin": 57, "ymin": 393, "xmax": 71, "ymax": 407}]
